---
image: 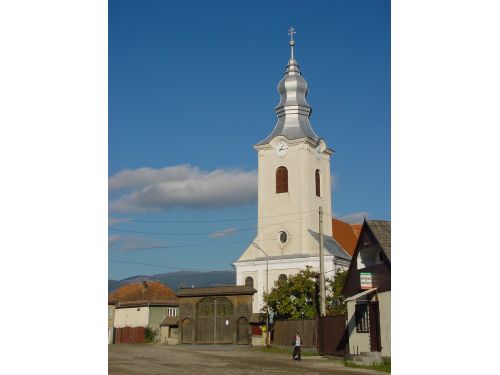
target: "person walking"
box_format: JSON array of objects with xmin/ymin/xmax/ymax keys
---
[{"xmin": 292, "ymin": 332, "xmax": 301, "ymax": 360}]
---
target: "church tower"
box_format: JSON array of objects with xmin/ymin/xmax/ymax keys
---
[{"xmin": 234, "ymin": 29, "xmax": 351, "ymax": 313}]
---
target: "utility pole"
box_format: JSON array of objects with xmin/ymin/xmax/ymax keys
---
[
  {"xmin": 252, "ymin": 242, "xmax": 270, "ymax": 347},
  {"xmin": 319, "ymin": 206, "xmax": 326, "ymax": 317}
]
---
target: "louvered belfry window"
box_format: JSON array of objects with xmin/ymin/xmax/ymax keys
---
[
  {"xmin": 276, "ymin": 166, "xmax": 288, "ymax": 193},
  {"xmin": 315, "ymin": 169, "xmax": 321, "ymax": 197}
]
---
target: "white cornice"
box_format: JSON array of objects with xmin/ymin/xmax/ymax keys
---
[{"xmin": 253, "ymin": 136, "xmax": 326, "ymax": 151}]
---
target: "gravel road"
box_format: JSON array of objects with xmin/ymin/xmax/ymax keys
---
[{"xmin": 109, "ymin": 344, "xmax": 384, "ymax": 375}]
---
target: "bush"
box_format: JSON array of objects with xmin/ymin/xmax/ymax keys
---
[{"xmin": 144, "ymin": 327, "xmax": 158, "ymax": 343}]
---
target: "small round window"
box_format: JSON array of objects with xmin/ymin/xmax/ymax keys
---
[{"xmin": 279, "ymin": 231, "xmax": 288, "ymax": 243}]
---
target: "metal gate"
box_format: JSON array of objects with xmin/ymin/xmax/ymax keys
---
[
  {"xmin": 195, "ymin": 297, "xmax": 234, "ymax": 344},
  {"xmin": 318, "ymin": 315, "xmax": 347, "ymax": 356}
]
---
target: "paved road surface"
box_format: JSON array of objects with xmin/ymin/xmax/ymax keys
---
[{"xmin": 109, "ymin": 344, "xmax": 384, "ymax": 375}]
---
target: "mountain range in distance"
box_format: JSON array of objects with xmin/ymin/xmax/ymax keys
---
[{"xmin": 108, "ymin": 270, "xmax": 236, "ymax": 293}]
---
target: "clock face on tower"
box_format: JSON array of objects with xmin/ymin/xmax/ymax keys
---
[{"xmin": 274, "ymin": 141, "xmax": 288, "ymax": 157}]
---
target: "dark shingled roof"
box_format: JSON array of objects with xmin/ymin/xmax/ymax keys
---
[
  {"xmin": 115, "ymin": 300, "xmax": 179, "ymax": 308},
  {"xmin": 177, "ymin": 285, "xmax": 256, "ymax": 297},
  {"xmin": 366, "ymin": 220, "xmax": 391, "ymax": 261},
  {"xmin": 160, "ymin": 316, "xmax": 179, "ymax": 326}
]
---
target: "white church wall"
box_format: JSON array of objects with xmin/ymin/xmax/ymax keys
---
[
  {"xmin": 235, "ymin": 255, "xmax": 337, "ymax": 313},
  {"xmin": 252, "ymin": 137, "xmax": 333, "ymax": 258},
  {"xmin": 233, "ymin": 43, "xmax": 352, "ymax": 315}
]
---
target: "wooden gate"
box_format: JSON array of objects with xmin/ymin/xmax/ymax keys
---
[
  {"xmin": 195, "ymin": 297, "xmax": 234, "ymax": 344},
  {"xmin": 369, "ymin": 302, "xmax": 381, "ymax": 352},
  {"xmin": 318, "ymin": 315, "xmax": 347, "ymax": 356},
  {"xmin": 182, "ymin": 318, "xmax": 193, "ymax": 344},
  {"xmin": 237, "ymin": 317, "xmax": 250, "ymax": 344},
  {"xmin": 114, "ymin": 327, "xmax": 145, "ymax": 344},
  {"xmin": 272, "ymin": 319, "xmax": 317, "ymax": 348}
]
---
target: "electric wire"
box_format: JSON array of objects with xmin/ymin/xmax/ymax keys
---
[
  {"xmin": 109, "ymin": 209, "xmax": 318, "ymax": 224},
  {"xmin": 109, "ymin": 209, "xmax": 351, "ymax": 280},
  {"xmin": 108, "ymin": 258, "xmax": 343, "ymax": 277},
  {"xmin": 108, "ymin": 232, "xmax": 320, "ymax": 252},
  {"xmin": 108, "ymin": 212, "xmax": 316, "ymax": 236},
  {"xmin": 108, "ymin": 258, "xmax": 215, "ymax": 272}
]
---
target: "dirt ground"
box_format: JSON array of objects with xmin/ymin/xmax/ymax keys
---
[{"xmin": 108, "ymin": 344, "xmax": 383, "ymax": 375}]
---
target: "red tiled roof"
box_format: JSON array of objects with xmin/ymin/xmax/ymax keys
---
[
  {"xmin": 109, "ymin": 281, "xmax": 177, "ymax": 304},
  {"xmin": 351, "ymin": 224, "xmax": 362, "ymax": 236},
  {"xmin": 332, "ymin": 218, "xmax": 361, "ymax": 256}
]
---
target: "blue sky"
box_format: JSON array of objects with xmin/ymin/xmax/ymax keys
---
[{"xmin": 109, "ymin": 0, "xmax": 390, "ymax": 280}]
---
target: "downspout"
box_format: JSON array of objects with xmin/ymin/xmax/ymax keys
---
[{"xmin": 148, "ymin": 303, "xmax": 151, "ymax": 330}]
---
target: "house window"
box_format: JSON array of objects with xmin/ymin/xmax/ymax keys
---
[
  {"xmin": 276, "ymin": 166, "xmax": 288, "ymax": 193},
  {"xmin": 245, "ymin": 276, "xmax": 254, "ymax": 288},
  {"xmin": 167, "ymin": 308, "xmax": 177, "ymax": 317},
  {"xmin": 355, "ymin": 304, "xmax": 369, "ymax": 333},
  {"xmin": 315, "ymin": 169, "xmax": 320, "ymax": 197}
]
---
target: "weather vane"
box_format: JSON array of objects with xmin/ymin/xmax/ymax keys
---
[{"xmin": 288, "ymin": 26, "xmax": 296, "ymax": 58}]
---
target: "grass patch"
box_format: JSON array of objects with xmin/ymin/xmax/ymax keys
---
[
  {"xmin": 344, "ymin": 357, "xmax": 391, "ymax": 373},
  {"xmin": 258, "ymin": 346, "xmax": 318, "ymax": 357}
]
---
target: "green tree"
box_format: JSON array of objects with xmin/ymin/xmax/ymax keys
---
[
  {"xmin": 264, "ymin": 267, "xmax": 348, "ymax": 319},
  {"xmin": 326, "ymin": 269, "xmax": 347, "ymax": 315},
  {"xmin": 264, "ymin": 266, "xmax": 319, "ymax": 319}
]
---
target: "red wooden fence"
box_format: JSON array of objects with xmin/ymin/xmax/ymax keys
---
[{"xmin": 114, "ymin": 327, "xmax": 145, "ymax": 344}]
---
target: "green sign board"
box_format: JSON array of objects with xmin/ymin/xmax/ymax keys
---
[{"xmin": 360, "ymin": 272, "xmax": 373, "ymax": 289}]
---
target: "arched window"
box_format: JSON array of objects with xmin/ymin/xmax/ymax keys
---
[
  {"xmin": 245, "ymin": 276, "xmax": 254, "ymax": 288},
  {"xmin": 315, "ymin": 169, "xmax": 321, "ymax": 197},
  {"xmin": 276, "ymin": 166, "xmax": 288, "ymax": 193},
  {"xmin": 278, "ymin": 274, "xmax": 287, "ymax": 283}
]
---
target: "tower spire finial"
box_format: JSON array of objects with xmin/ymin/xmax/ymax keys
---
[{"xmin": 288, "ymin": 26, "xmax": 296, "ymax": 58}]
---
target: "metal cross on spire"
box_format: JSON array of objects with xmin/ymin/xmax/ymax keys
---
[{"xmin": 288, "ymin": 26, "xmax": 296, "ymax": 58}]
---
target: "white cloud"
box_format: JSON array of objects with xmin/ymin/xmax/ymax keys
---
[
  {"xmin": 108, "ymin": 234, "xmax": 164, "ymax": 252},
  {"xmin": 108, "ymin": 217, "xmax": 131, "ymax": 225},
  {"xmin": 109, "ymin": 165, "xmax": 257, "ymax": 213},
  {"xmin": 209, "ymin": 228, "xmax": 238, "ymax": 238},
  {"xmin": 108, "ymin": 234, "xmax": 121, "ymax": 246},
  {"xmin": 338, "ymin": 211, "xmax": 369, "ymax": 224}
]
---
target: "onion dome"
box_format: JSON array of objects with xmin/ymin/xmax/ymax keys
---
[{"xmin": 257, "ymin": 28, "xmax": 319, "ymax": 145}]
